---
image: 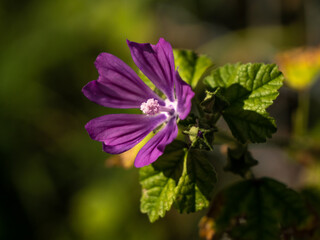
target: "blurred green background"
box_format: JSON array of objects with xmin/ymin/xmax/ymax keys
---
[{"xmin": 1, "ymin": 0, "xmax": 320, "ymax": 239}]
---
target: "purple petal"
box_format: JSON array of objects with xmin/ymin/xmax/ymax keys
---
[
  {"xmin": 175, "ymin": 71, "xmax": 195, "ymax": 120},
  {"xmin": 82, "ymin": 53, "xmax": 164, "ymax": 108},
  {"xmin": 127, "ymin": 38, "xmax": 175, "ymax": 102},
  {"xmin": 85, "ymin": 114, "xmax": 167, "ymax": 154},
  {"xmin": 134, "ymin": 117, "xmax": 178, "ymax": 168}
]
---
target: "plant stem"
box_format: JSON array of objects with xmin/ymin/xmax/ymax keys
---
[{"xmin": 293, "ymin": 89, "xmax": 310, "ymax": 138}]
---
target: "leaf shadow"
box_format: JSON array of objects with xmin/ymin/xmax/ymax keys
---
[
  {"xmin": 151, "ymin": 140, "xmax": 186, "ymax": 184},
  {"xmin": 218, "ymin": 84, "xmax": 277, "ymax": 143}
]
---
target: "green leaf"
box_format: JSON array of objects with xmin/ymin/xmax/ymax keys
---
[
  {"xmin": 213, "ymin": 178, "xmax": 308, "ymax": 240},
  {"xmin": 139, "ymin": 141, "xmax": 186, "ymax": 222},
  {"xmin": 140, "ymin": 142, "xmax": 217, "ymax": 222},
  {"xmin": 223, "ymin": 106, "xmax": 277, "ymax": 143},
  {"xmin": 174, "ymin": 49, "xmax": 214, "ymax": 88},
  {"xmin": 213, "ymin": 179, "xmax": 279, "ymax": 240},
  {"xmin": 263, "ymin": 179, "xmax": 308, "ymax": 227},
  {"xmin": 174, "ymin": 150, "xmax": 216, "ymax": 213},
  {"xmin": 204, "ymin": 63, "xmax": 284, "ymax": 143},
  {"xmin": 224, "ymin": 145, "xmax": 258, "ymax": 177}
]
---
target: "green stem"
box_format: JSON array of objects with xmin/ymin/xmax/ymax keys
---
[{"xmin": 293, "ymin": 89, "xmax": 310, "ymax": 138}]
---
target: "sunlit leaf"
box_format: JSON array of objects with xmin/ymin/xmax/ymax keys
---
[
  {"xmin": 174, "ymin": 49, "xmax": 214, "ymax": 88},
  {"xmin": 139, "ymin": 142, "xmax": 216, "ymax": 221},
  {"xmin": 204, "ymin": 63, "xmax": 284, "ymax": 143},
  {"xmin": 139, "ymin": 141, "xmax": 186, "ymax": 222}
]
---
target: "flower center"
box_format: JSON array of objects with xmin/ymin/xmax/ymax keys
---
[
  {"xmin": 140, "ymin": 98, "xmax": 161, "ymax": 115},
  {"xmin": 140, "ymin": 98, "xmax": 176, "ymax": 116}
]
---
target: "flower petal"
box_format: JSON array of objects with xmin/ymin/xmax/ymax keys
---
[
  {"xmin": 134, "ymin": 117, "xmax": 178, "ymax": 168},
  {"xmin": 85, "ymin": 114, "xmax": 167, "ymax": 154},
  {"xmin": 127, "ymin": 38, "xmax": 175, "ymax": 102},
  {"xmin": 82, "ymin": 53, "xmax": 164, "ymax": 108},
  {"xmin": 175, "ymin": 71, "xmax": 195, "ymax": 120}
]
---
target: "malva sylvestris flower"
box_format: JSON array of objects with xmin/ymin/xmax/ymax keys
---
[{"xmin": 82, "ymin": 38, "xmax": 194, "ymax": 167}]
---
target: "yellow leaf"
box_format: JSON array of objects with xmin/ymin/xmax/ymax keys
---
[{"xmin": 276, "ymin": 46, "xmax": 320, "ymax": 90}]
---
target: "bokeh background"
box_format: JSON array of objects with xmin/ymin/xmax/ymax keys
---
[{"xmin": 1, "ymin": 0, "xmax": 320, "ymax": 239}]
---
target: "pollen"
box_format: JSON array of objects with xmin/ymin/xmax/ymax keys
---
[{"xmin": 140, "ymin": 98, "xmax": 161, "ymax": 115}]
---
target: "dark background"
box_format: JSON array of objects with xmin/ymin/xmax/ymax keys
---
[{"xmin": 1, "ymin": 0, "xmax": 320, "ymax": 239}]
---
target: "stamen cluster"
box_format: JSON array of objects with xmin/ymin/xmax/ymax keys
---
[{"xmin": 140, "ymin": 98, "xmax": 160, "ymax": 115}]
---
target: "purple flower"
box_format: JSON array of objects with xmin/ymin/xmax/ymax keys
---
[{"xmin": 82, "ymin": 38, "xmax": 194, "ymax": 167}]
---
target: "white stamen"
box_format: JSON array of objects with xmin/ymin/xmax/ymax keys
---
[{"xmin": 140, "ymin": 98, "xmax": 160, "ymax": 115}]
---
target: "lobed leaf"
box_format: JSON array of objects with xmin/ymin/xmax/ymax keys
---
[
  {"xmin": 204, "ymin": 63, "xmax": 284, "ymax": 143},
  {"xmin": 213, "ymin": 178, "xmax": 308, "ymax": 240},
  {"xmin": 139, "ymin": 142, "xmax": 217, "ymax": 221},
  {"xmin": 139, "ymin": 141, "xmax": 186, "ymax": 222}
]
